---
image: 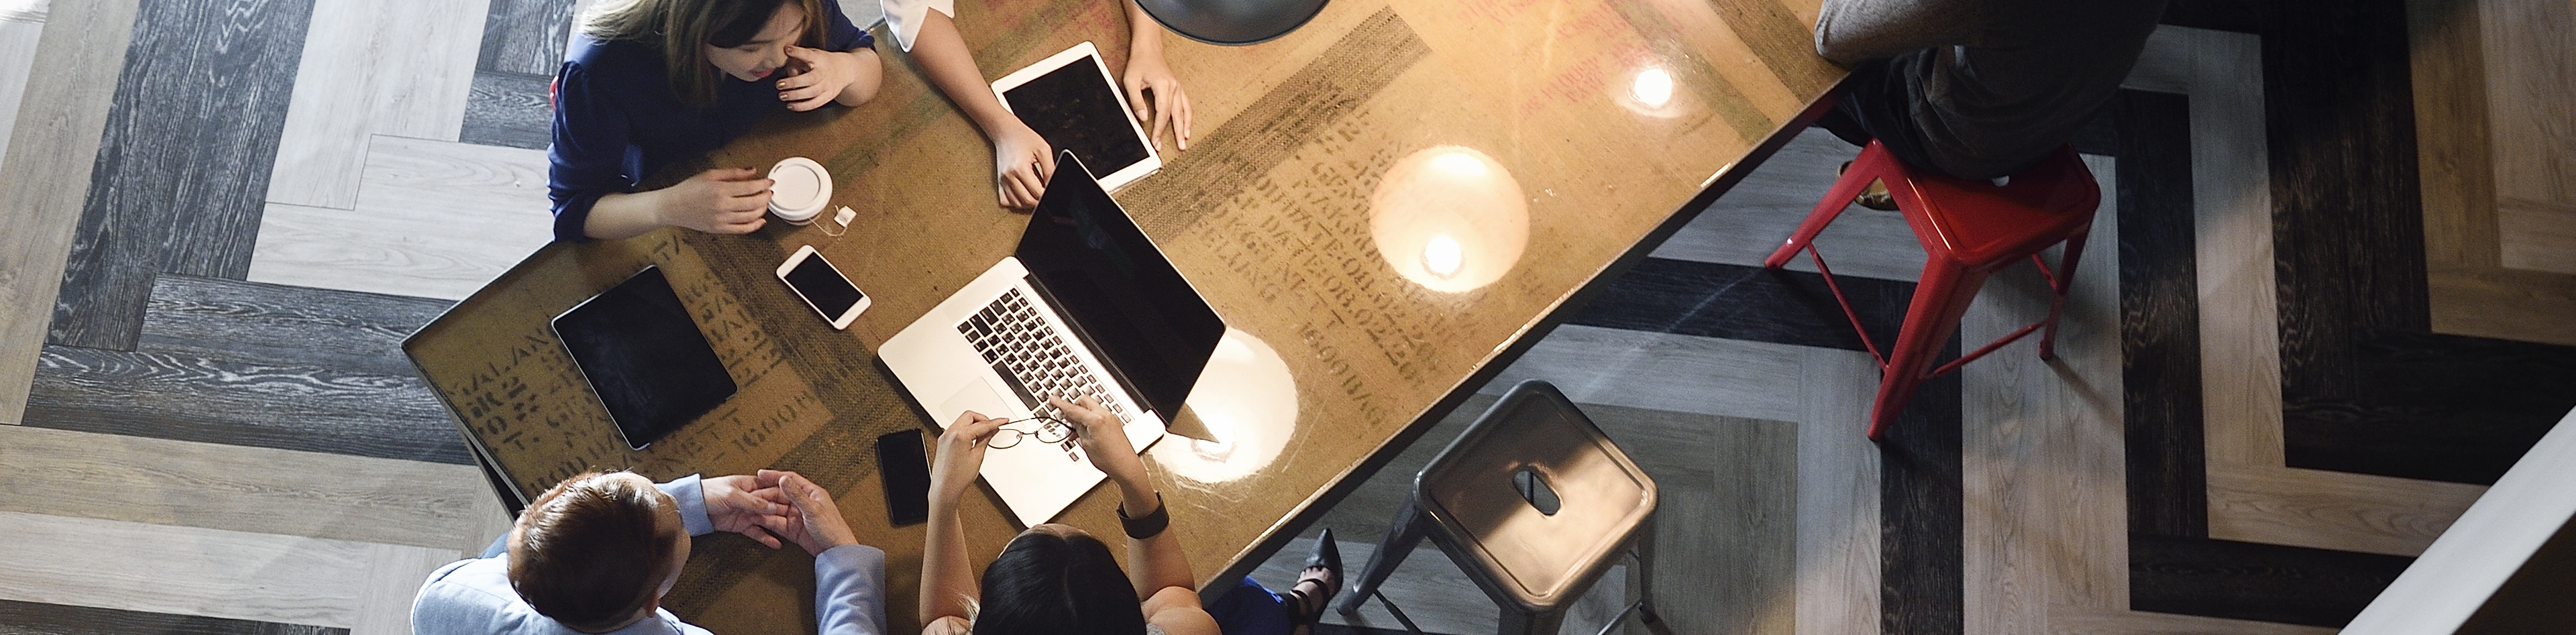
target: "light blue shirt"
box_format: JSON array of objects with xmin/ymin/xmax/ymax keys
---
[{"xmin": 412, "ymin": 475, "xmax": 889, "ymax": 635}]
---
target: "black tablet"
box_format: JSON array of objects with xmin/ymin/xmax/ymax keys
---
[{"xmin": 551, "ymin": 266, "xmax": 737, "ymax": 450}]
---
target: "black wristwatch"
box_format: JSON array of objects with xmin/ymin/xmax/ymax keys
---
[{"xmin": 1118, "ymin": 492, "xmax": 1169, "ymax": 540}]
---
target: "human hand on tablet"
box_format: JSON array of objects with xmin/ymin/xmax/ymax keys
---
[
  {"xmin": 659, "ymin": 168, "xmax": 772, "ymax": 234},
  {"xmin": 992, "ymin": 121, "xmax": 1055, "ymax": 209},
  {"xmin": 1122, "ymin": 49, "xmax": 1191, "ymax": 152}
]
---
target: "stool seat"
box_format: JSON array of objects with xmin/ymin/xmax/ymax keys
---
[
  {"xmin": 1337, "ymin": 380, "xmax": 1665, "ymax": 635},
  {"xmin": 1766, "ymin": 139, "xmax": 2100, "ymax": 441},
  {"xmin": 1896, "ymin": 147, "xmax": 2100, "ymax": 269}
]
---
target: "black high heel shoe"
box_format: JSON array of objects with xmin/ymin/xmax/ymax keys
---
[{"xmin": 1286, "ymin": 528, "xmax": 1343, "ymax": 626}]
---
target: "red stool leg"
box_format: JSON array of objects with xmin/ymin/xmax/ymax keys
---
[
  {"xmin": 2037, "ymin": 225, "xmax": 2090, "ymax": 361},
  {"xmin": 1868, "ymin": 258, "xmax": 1992, "ymax": 442},
  {"xmin": 1767, "ymin": 143, "xmax": 1894, "ymax": 269}
]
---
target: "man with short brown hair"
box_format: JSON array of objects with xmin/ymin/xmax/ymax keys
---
[{"xmin": 413, "ymin": 469, "xmax": 881, "ymax": 635}]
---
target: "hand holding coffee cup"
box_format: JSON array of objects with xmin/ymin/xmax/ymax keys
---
[
  {"xmin": 660, "ymin": 168, "xmax": 772, "ymax": 235},
  {"xmin": 767, "ymin": 157, "xmax": 833, "ymax": 225}
]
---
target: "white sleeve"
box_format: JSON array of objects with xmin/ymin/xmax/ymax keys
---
[{"xmin": 879, "ymin": 0, "xmax": 957, "ymax": 52}]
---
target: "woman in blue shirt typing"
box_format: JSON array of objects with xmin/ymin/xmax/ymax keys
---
[{"xmin": 549, "ymin": 0, "xmax": 883, "ymax": 242}]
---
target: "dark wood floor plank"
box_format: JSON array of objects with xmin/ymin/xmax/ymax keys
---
[
  {"xmin": 2283, "ymin": 331, "xmax": 2576, "ymax": 483},
  {"xmin": 140, "ymin": 274, "xmax": 454, "ymax": 378},
  {"xmin": 47, "ymin": 0, "xmax": 315, "ymax": 351},
  {"xmin": 0, "ymin": 599, "xmax": 345, "ymax": 635},
  {"xmin": 460, "ymin": 70, "xmax": 553, "ymax": 151},
  {"xmin": 1879, "ymin": 344, "xmax": 1963, "ymax": 635},
  {"xmin": 2264, "ymin": 0, "xmax": 2429, "ymax": 405},
  {"xmin": 24, "ymin": 345, "xmax": 472, "ymax": 465},
  {"xmin": 1566, "ymin": 258, "xmax": 1914, "ymax": 355},
  {"xmin": 476, "ymin": 0, "xmax": 576, "ymax": 76},
  {"xmin": 2129, "ymin": 534, "xmax": 2413, "ymax": 628},
  {"xmin": 2111, "ymin": 89, "xmax": 2208, "ymax": 538}
]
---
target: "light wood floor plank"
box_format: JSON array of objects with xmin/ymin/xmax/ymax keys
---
[
  {"xmin": 2426, "ymin": 264, "xmax": 2576, "ymax": 347},
  {"xmin": 2144, "ymin": 27, "xmax": 2286, "ymax": 470},
  {"xmin": 1794, "ymin": 346, "xmax": 1881, "ymax": 635},
  {"xmin": 355, "ymin": 542, "xmax": 470, "ymax": 635},
  {"xmin": 1481, "ymin": 325, "xmax": 1807, "ymax": 422},
  {"xmin": 2497, "ymin": 198, "xmax": 2576, "ymax": 275},
  {"xmin": 0, "ymin": 19, "xmax": 42, "ymax": 170},
  {"xmin": 0, "ymin": 0, "xmax": 139, "ymax": 426},
  {"xmin": 1956, "ymin": 155, "xmax": 2125, "ymax": 635},
  {"xmin": 0, "ymin": 424, "xmax": 507, "ymax": 552},
  {"xmin": 0, "ymin": 510, "xmax": 374, "ymax": 628},
  {"xmin": 2478, "ymin": 0, "xmax": 2576, "ymax": 241},
  {"xmin": 266, "ymin": 0, "xmax": 488, "ymax": 209},
  {"xmin": 248, "ymin": 136, "xmax": 555, "ymax": 300},
  {"xmin": 2204, "ymin": 465, "xmax": 2483, "ymax": 557}
]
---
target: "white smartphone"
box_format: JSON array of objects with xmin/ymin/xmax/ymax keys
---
[{"xmin": 777, "ymin": 245, "xmax": 870, "ymax": 330}]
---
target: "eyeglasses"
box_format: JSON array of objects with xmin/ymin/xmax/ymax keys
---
[{"xmin": 988, "ymin": 416, "xmax": 1076, "ymax": 449}]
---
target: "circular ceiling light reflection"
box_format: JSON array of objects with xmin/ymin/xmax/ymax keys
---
[
  {"xmin": 1368, "ymin": 146, "xmax": 1529, "ymax": 293},
  {"xmin": 1631, "ymin": 68, "xmax": 1674, "ymax": 108},
  {"xmin": 1422, "ymin": 234, "xmax": 1463, "ymax": 278},
  {"xmin": 1157, "ymin": 328, "xmax": 1297, "ymax": 484}
]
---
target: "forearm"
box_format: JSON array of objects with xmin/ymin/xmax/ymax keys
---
[
  {"xmin": 907, "ymin": 11, "xmax": 1020, "ymax": 137},
  {"xmin": 835, "ymin": 49, "xmax": 884, "ymax": 107},
  {"xmin": 1124, "ymin": 0, "xmax": 1164, "ymax": 61},
  {"xmin": 918, "ymin": 496, "xmax": 980, "ymax": 623},
  {"xmin": 582, "ymin": 190, "xmax": 667, "ymax": 241},
  {"xmin": 1112, "ymin": 470, "xmax": 1197, "ymax": 597}
]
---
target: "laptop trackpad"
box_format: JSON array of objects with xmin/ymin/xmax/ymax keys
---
[{"xmin": 937, "ymin": 377, "xmax": 1015, "ymax": 428}]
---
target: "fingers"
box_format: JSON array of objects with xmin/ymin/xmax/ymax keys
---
[
  {"xmin": 783, "ymin": 45, "xmax": 824, "ymax": 63},
  {"xmin": 755, "ymin": 469, "xmax": 792, "ymax": 489},
  {"xmin": 1000, "ymin": 166, "xmax": 1041, "ymax": 209},
  {"xmin": 1173, "ymin": 88, "xmax": 1192, "ymax": 151},
  {"xmin": 1150, "ymin": 92, "xmax": 1173, "ymax": 152},
  {"xmin": 1034, "ymin": 146, "xmax": 1057, "ymax": 184},
  {"xmin": 1124, "ymin": 80, "xmax": 1152, "ymax": 127},
  {"xmin": 742, "ymin": 522, "xmax": 783, "ymax": 549}
]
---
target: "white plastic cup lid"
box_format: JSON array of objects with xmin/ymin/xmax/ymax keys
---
[{"xmin": 767, "ymin": 157, "xmax": 830, "ymax": 222}]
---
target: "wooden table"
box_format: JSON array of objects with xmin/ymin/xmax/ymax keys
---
[{"xmin": 404, "ymin": 0, "xmax": 1840, "ymax": 632}]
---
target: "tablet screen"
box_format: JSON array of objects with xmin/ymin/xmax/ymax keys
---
[
  {"xmin": 551, "ymin": 266, "xmax": 737, "ymax": 450},
  {"xmin": 1001, "ymin": 56, "xmax": 1152, "ymax": 181}
]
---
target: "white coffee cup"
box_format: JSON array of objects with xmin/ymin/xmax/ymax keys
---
[{"xmin": 767, "ymin": 157, "xmax": 831, "ymax": 225}]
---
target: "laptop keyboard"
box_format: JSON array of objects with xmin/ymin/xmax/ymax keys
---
[{"xmin": 957, "ymin": 288, "xmax": 1132, "ymax": 425}]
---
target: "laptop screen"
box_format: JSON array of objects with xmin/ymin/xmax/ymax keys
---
[{"xmin": 1018, "ymin": 153, "xmax": 1224, "ymax": 418}]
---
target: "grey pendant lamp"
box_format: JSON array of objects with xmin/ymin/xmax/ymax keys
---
[{"xmin": 1132, "ymin": 0, "xmax": 1329, "ymax": 45}]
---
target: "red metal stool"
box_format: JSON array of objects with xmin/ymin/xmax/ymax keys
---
[{"xmin": 1765, "ymin": 140, "xmax": 2100, "ymax": 442}]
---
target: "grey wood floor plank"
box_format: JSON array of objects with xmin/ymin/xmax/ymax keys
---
[
  {"xmin": 24, "ymin": 345, "xmax": 471, "ymax": 465},
  {"xmin": 0, "ymin": 0, "xmax": 141, "ymax": 424},
  {"xmin": 139, "ymin": 274, "xmax": 452, "ymax": 378},
  {"xmin": 476, "ymin": 0, "xmax": 575, "ymax": 76},
  {"xmin": 47, "ymin": 0, "xmax": 315, "ymax": 351},
  {"xmin": 0, "ymin": 599, "xmax": 344, "ymax": 635},
  {"xmin": 460, "ymin": 70, "xmax": 552, "ymax": 150}
]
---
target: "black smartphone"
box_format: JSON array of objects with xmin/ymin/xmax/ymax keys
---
[{"xmin": 875, "ymin": 429, "xmax": 932, "ymax": 526}]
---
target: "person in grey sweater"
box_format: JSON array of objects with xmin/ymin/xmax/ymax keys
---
[{"xmin": 1813, "ymin": 0, "xmax": 2167, "ymax": 182}]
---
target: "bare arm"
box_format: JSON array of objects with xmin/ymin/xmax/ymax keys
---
[
  {"xmin": 903, "ymin": 9, "xmax": 1055, "ymax": 208},
  {"xmin": 1051, "ymin": 398, "xmax": 1216, "ymax": 634},
  {"xmin": 581, "ymin": 168, "xmax": 773, "ymax": 241},
  {"xmin": 920, "ymin": 413, "xmax": 1008, "ymax": 632}
]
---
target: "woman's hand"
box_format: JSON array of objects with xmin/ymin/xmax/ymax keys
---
[
  {"xmin": 991, "ymin": 121, "xmax": 1055, "ymax": 209},
  {"xmin": 929, "ymin": 412, "xmax": 1008, "ymax": 507},
  {"xmin": 701, "ymin": 474, "xmax": 793, "ymax": 549},
  {"xmin": 777, "ymin": 46, "xmax": 872, "ymax": 111},
  {"xmin": 1120, "ymin": 49, "xmax": 1190, "ymax": 152},
  {"xmin": 1051, "ymin": 396, "xmax": 1146, "ymax": 486},
  {"xmin": 658, "ymin": 168, "xmax": 771, "ymax": 234}
]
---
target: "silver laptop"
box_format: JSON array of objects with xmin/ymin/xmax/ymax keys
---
[{"xmin": 880, "ymin": 152, "xmax": 1226, "ymax": 528}]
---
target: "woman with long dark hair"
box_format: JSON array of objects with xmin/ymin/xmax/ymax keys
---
[
  {"xmin": 920, "ymin": 398, "xmax": 1341, "ymax": 635},
  {"xmin": 547, "ymin": 0, "xmax": 884, "ymax": 241}
]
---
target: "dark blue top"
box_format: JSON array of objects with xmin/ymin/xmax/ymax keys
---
[{"xmin": 547, "ymin": 4, "xmax": 875, "ymax": 242}]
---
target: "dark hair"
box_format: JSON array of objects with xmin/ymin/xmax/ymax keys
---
[
  {"xmin": 975, "ymin": 530, "xmax": 1148, "ymax": 635},
  {"xmin": 506, "ymin": 471, "xmax": 684, "ymax": 633},
  {"xmin": 578, "ymin": 0, "xmax": 828, "ymax": 107}
]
